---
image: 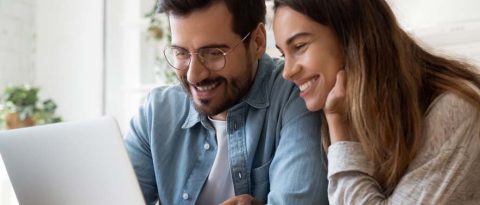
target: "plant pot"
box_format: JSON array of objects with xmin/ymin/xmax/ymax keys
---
[{"xmin": 5, "ymin": 112, "xmax": 36, "ymax": 129}]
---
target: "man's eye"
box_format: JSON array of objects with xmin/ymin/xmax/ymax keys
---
[
  {"xmin": 175, "ymin": 50, "xmax": 189, "ymax": 57},
  {"xmin": 206, "ymin": 49, "xmax": 224, "ymax": 56}
]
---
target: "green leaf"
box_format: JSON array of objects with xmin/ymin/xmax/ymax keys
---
[{"xmin": 1, "ymin": 85, "xmax": 62, "ymax": 126}]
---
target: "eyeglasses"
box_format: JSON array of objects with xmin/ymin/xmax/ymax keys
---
[{"xmin": 163, "ymin": 32, "xmax": 251, "ymax": 71}]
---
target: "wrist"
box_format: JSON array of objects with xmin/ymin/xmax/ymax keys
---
[
  {"xmin": 325, "ymin": 113, "xmax": 343, "ymax": 124},
  {"xmin": 326, "ymin": 114, "xmax": 351, "ymax": 144}
]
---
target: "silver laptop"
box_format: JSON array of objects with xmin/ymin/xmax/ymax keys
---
[{"xmin": 0, "ymin": 116, "xmax": 145, "ymax": 205}]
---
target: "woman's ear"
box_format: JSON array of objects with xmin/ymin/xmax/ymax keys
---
[{"xmin": 250, "ymin": 23, "xmax": 267, "ymax": 59}]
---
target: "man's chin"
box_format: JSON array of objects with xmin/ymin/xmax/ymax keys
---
[
  {"xmin": 194, "ymin": 105, "xmax": 222, "ymax": 117},
  {"xmin": 193, "ymin": 96, "xmax": 235, "ymax": 117}
]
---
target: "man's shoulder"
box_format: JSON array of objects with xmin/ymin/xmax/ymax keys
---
[
  {"xmin": 261, "ymin": 56, "xmax": 300, "ymax": 103},
  {"xmin": 256, "ymin": 56, "xmax": 312, "ymax": 121}
]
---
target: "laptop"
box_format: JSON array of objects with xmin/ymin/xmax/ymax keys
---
[{"xmin": 0, "ymin": 116, "xmax": 145, "ymax": 205}]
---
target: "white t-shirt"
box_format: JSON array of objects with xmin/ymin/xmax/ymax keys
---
[{"xmin": 197, "ymin": 118, "xmax": 235, "ymax": 205}]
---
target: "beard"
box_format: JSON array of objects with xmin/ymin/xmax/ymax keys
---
[{"xmin": 179, "ymin": 56, "xmax": 255, "ymax": 117}]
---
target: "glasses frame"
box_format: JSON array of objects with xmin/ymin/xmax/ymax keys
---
[{"xmin": 163, "ymin": 32, "xmax": 251, "ymax": 71}]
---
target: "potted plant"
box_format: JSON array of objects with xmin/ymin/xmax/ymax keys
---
[{"xmin": 0, "ymin": 85, "xmax": 62, "ymax": 129}]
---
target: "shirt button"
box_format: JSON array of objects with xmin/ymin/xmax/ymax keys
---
[
  {"xmin": 238, "ymin": 172, "xmax": 242, "ymax": 179},
  {"xmin": 204, "ymin": 143, "xmax": 210, "ymax": 150},
  {"xmin": 182, "ymin": 193, "xmax": 189, "ymax": 200},
  {"xmin": 233, "ymin": 123, "xmax": 238, "ymax": 130}
]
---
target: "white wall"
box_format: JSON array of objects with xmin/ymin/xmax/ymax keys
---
[
  {"xmin": 388, "ymin": 0, "xmax": 480, "ymax": 65},
  {"xmin": 1, "ymin": 2, "xmax": 35, "ymax": 204},
  {"xmin": 35, "ymin": 0, "xmax": 104, "ymax": 121},
  {"xmin": 105, "ymin": 0, "xmax": 143, "ymax": 131},
  {"xmin": 388, "ymin": 0, "xmax": 480, "ymax": 29},
  {"xmin": 105, "ymin": 0, "xmax": 164, "ymax": 131},
  {"xmin": 1, "ymin": 0, "xmax": 104, "ymax": 121},
  {"xmin": 0, "ymin": 0, "xmax": 36, "ymax": 89},
  {"xmin": 1, "ymin": 2, "xmax": 105, "ymax": 203}
]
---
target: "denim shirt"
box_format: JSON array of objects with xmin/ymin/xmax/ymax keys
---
[{"xmin": 124, "ymin": 55, "xmax": 329, "ymax": 205}]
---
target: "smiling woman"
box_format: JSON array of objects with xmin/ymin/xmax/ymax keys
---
[
  {"xmin": 273, "ymin": 8, "xmax": 343, "ymax": 111},
  {"xmin": 273, "ymin": 0, "xmax": 480, "ymax": 204}
]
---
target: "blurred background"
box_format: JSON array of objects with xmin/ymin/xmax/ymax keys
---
[{"xmin": 1, "ymin": 0, "xmax": 480, "ymax": 204}]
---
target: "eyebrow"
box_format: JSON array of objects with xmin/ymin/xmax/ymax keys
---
[
  {"xmin": 275, "ymin": 32, "xmax": 313, "ymax": 50},
  {"xmin": 170, "ymin": 44, "xmax": 230, "ymax": 50}
]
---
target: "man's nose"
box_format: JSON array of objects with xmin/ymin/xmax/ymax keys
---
[{"xmin": 186, "ymin": 55, "xmax": 210, "ymax": 85}]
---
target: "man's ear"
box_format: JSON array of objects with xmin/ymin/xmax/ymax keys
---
[{"xmin": 250, "ymin": 23, "xmax": 267, "ymax": 59}]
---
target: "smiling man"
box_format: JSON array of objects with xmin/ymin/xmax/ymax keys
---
[{"xmin": 124, "ymin": 0, "xmax": 328, "ymax": 204}]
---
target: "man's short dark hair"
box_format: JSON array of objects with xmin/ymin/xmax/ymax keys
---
[{"xmin": 158, "ymin": 0, "xmax": 266, "ymax": 40}]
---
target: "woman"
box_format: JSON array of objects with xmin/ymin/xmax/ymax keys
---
[{"xmin": 273, "ymin": 0, "xmax": 480, "ymax": 204}]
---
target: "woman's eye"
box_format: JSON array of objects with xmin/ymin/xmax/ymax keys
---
[
  {"xmin": 295, "ymin": 43, "xmax": 307, "ymax": 51},
  {"xmin": 293, "ymin": 42, "xmax": 309, "ymax": 55}
]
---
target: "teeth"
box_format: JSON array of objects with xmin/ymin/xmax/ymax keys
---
[
  {"xmin": 299, "ymin": 78, "xmax": 316, "ymax": 92},
  {"xmin": 197, "ymin": 83, "xmax": 218, "ymax": 91}
]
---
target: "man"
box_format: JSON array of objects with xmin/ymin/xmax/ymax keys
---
[{"xmin": 124, "ymin": 0, "xmax": 328, "ymax": 204}]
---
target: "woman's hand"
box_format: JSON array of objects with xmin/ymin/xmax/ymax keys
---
[
  {"xmin": 325, "ymin": 70, "xmax": 350, "ymax": 143},
  {"xmin": 324, "ymin": 70, "xmax": 353, "ymax": 143},
  {"xmin": 324, "ymin": 70, "xmax": 346, "ymax": 116}
]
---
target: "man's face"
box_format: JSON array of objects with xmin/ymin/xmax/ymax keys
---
[{"xmin": 169, "ymin": 2, "xmax": 257, "ymax": 120}]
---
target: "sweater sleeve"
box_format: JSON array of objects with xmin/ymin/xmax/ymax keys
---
[{"xmin": 327, "ymin": 93, "xmax": 480, "ymax": 205}]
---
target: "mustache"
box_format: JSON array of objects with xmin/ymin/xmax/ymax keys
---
[{"xmin": 182, "ymin": 76, "xmax": 225, "ymax": 87}]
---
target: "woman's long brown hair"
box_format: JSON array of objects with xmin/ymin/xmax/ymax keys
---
[{"xmin": 275, "ymin": 0, "xmax": 480, "ymax": 195}]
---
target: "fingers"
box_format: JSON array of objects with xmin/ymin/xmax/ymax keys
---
[
  {"xmin": 325, "ymin": 70, "xmax": 351, "ymax": 143},
  {"xmin": 334, "ymin": 70, "xmax": 346, "ymax": 97},
  {"xmin": 325, "ymin": 70, "xmax": 347, "ymax": 116}
]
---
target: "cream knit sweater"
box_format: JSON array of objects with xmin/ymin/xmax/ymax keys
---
[{"xmin": 327, "ymin": 92, "xmax": 480, "ymax": 205}]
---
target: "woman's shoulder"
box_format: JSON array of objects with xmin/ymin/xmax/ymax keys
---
[
  {"xmin": 406, "ymin": 92, "xmax": 480, "ymax": 203},
  {"xmin": 422, "ymin": 92, "xmax": 480, "ymax": 153},
  {"xmin": 425, "ymin": 92, "xmax": 479, "ymax": 123}
]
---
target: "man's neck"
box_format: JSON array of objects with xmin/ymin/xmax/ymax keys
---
[{"xmin": 210, "ymin": 111, "xmax": 227, "ymax": 121}]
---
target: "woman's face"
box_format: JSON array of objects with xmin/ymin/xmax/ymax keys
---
[{"xmin": 273, "ymin": 6, "xmax": 344, "ymax": 111}]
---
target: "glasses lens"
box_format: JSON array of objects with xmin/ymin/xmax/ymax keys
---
[
  {"xmin": 164, "ymin": 47, "xmax": 190, "ymax": 70},
  {"xmin": 199, "ymin": 48, "xmax": 225, "ymax": 71}
]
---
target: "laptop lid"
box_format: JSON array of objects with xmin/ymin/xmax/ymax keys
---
[{"xmin": 0, "ymin": 116, "xmax": 145, "ymax": 205}]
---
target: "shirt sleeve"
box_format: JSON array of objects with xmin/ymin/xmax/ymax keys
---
[
  {"xmin": 327, "ymin": 94, "xmax": 480, "ymax": 205},
  {"xmin": 124, "ymin": 92, "xmax": 159, "ymax": 205},
  {"xmin": 267, "ymin": 92, "xmax": 329, "ymax": 205}
]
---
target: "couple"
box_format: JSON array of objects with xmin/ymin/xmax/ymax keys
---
[{"xmin": 124, "ymin": 0, "xmax": 480, "ymax": 204}]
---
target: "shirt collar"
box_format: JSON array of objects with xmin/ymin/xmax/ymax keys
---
[
  {"xmin": 182, "ymin": 54, "xmax": 274, "ymax": 129},
  {"xmin": 242, "ymin": 54, "xmax": 272, "ymax": 109}
]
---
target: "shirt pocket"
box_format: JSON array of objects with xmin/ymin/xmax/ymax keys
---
[{"xmin": 251, "ymin": 159, "xmax": 272, "ymax": 201}]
